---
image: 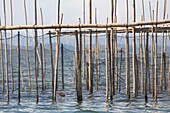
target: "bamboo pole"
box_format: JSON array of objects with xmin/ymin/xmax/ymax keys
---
[
  {"xmin": 1, "ymin": 20, "xmax": 170, "ymax": 30},
  {"xmin": 126, "ymin": 0, "xmax": 130, "ymax": 99},
  {"xmin": 119, "ymin": 48, "xmax": 123, "ymax": 92},
  {"xmin": 54, "ymin": 30, "xmax": 60, "ymax": 102},
  {"xmin": 10, "ymin": 0, "xmax": 14, "ymax": 93},
  {"xmin": 105, "ymin": 19, "xmax": 109, "ymax": 102},
  {"xmin": 79, "ymin": 18, "xmax": 82, "ymax": 90},
  {"xmin": 3, "ymin": 0, "xmax": 9, "ymax": 104},
  {"xmin": 34, "ymin": 0, "xmax": 39, "ymax": 104},
  {"xmin": 163, "ymin": 0, "xmax": 167, "ymax": 90},
  {"xmin": 75, "ymin": 30, "xmax": 83, "ymax": 102},
  {"xmin": 89, "ymin": 30, "xmax": 93, "ymax": 94},
  {"xmin": 154, "ymin": 0, "xmax": 158, "ymax": 102},
  {"xmin": 83, "ymin": 0, "xmax": 86, "ymax": 80},
  {"xmin": 57, "ymin": 0, "xmax": 60, "ymax": 24},
  {"xmin": 132, "ymin": 0, "xmax": 137, "ymax": 97},
  {"xmin": 95, "ymin": 8, "xmax": 99, "ymax": 91},
  {"xmin": 61, "ymin": 44, "xmax": 64, "ymax": 89},
  {"xmin": 88, "ymin": 0, "xmax": 93, "ymax": 94},
  {"xmin": 145, "ymin": 32, "xmax": 149, "ymax": 103},
  {"xmin": 49, "ymin": 31, "xmax": 54, "ymax": 103},
  {"xmin": 108, "ymin": 30, "xmax": 112, "ymax": 100},
  {"xmin": 140, "ymin": 16, "xmax": 144, "ymax": 95},
  {"xmin": 24, "ymin": 0, "xmax": 31, "ymax": 92},
  {"xmin": 110, "ymin": 0, "xmax": 115, "ymax": 97},
  {"xmin": 0, "ymin": 19, "xmax": 4, "ymax": 94},
  {"xmin": 18, "ymin": 31, "xmax": 20, "ymax": 104},
  {"xmin": 40, "ymin": 43, "xmax": 44, "ymax": 90},
  {"xmin": 160, "ymin": 0, "xmax": 167, "ymax": 91},
  {"xmin": 40, "ymin": 8, "xmax": 46, "ymax": 90},
  {"xmin": 111, "ymin": 28, "xmax": 115, "ymax": 96},
  {"xmin": 168, "ymin": 30, "xmax": 170, "ymax": 96}
]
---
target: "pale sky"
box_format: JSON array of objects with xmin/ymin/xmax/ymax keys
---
[{"xmin": 0, "ymin": 0, "xmax": 170, "ymax": 26}]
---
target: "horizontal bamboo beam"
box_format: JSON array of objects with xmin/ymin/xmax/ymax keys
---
[
  {"xmin": 54, "ymin": 26, "xmax": 170, "ymax": 35},
  {"xmin": 0, "ymin": 19, "xmax": 170, "ymax": 30}
]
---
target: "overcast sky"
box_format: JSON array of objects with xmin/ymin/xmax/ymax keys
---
[{"xmin": 0, "ymin": 0, "xmax": 170, "ymax": 26}]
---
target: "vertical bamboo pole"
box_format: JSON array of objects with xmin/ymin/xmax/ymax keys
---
[
  {"xmin": 40, "ymin": 8, "xmax": 46, "ymax": 90},
  {"xmin": 163, "ymin": 0, "xmax": 167, "ymax": 90},
  {"xmin": 140, "ymin": 16, "xmax": 144, "ymax": 95},
  {"xmin": 105, "ymin": 18, "xmax": 109, "ymax": 102},
  {"xmin": 0, "ymin": 19, "xmax": 4, "ymax": 94},
  {"xmin": 10, "ymin": 0, "xmax": 14, "ymax": 93},
  {"xmin": 79, "ymin": 18, "xmax": 82, "ymax": 89},
  {"xmin": 95, "ymin": 8, "xmax": 99, "ymax": 91},
  {"xmin": 49, "ymin": 31, "xmax": 54, "ymax": 103},
  {"xmin": 154, "ymin": 0, "xmax": 158, "ymax": 102},
  {"xmin": 40, "ymin": 43, "xmax": 44, "ymax": 90},
  {"xmin": 54, "ymin": 30, "xmax": 60, "ymax": 102},
  {"xmin": 114, "ymin": 0, "xmax": 119, "ymax": 92},
  {"xmin": 83, "ymin": 0, "xmax": 86, "ymax": 80},
  {"xmin": 108, "ymin": 30, "xmax": 112, "ymax": 100},
  {"xmin": 119, "ymin": 48, "xmax": 123, "ymax": 92},
  {"xmin": 160, "ymin": 0, "xmax": 167, "ymax": 91},
  {"xmin": 88, "ymin": 0, "xmax": 93, "ymax": 94},
  {"xmin": 111, "ymin": 0, "xmax": 115, "ymax": 97},
  {"xmin": 24, "ymin": 0, "xmax": 31, "ymax": 91},
  {"xmin": 149, "ymin": 1, "xmax": 155, "ymax": 96},
  {"xmin": 3, "ymin": 0, "xmax": 9, "ymax": 104},
  {"xmin": 89, "ymin": 30, "xmax": 93, "ymax": 94},
  {"xmin": 57, "ymin": 0, "xmax": 60, "ymax": 24},
  {"xmin": 34, "ymin": 0, "xmax": 39, "ymax": 104},
  {"xmin": 75, "ymin": 30, "xmax": 83, "ymax": 102},
  {"xmin": 168, "ymin": 31, "xmax": 170, "ymax": 96},
  {"xmin": 111, "ymin": 28, "xmax": 115, "ymax": 96},
  {"xmin": 86, "ymin": 61, "xmax": 89, "ymax": 90},
  {"xmin": 18, "ymin": 31, "xmax": 20, "ymax": 104},
  {"xmin": 132, "ymin": 0, "xmax": 137, "ymax": 97},
  {"xmin": 126, "ymin": 0, "xmax": 130, "ymax": 99},
  {"xmin": 145, "ymin": 32, "xmax": 149, "ymax": 103},
  {"xmin": 61, "ymin": 44, "xmax": 64, "ymax": 89}
]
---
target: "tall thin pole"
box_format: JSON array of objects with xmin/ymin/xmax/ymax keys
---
[
  {"xmin": 57, "ymin": 0, "xmax": 60, "ymax": 24},
  {"xmin": 61, "ymin": 44, "xmax": 64, "ymax": 89},
  {"xmin": 105, "ymin": 18, "xmax": 109, "ymax": 102},
  {"xmin": 0, "ymin": 19, "xmax": 4, "ymax": 94},
  {"xmin": 95, "ymin": 8, "xmax": 99, "ymax": 90},
  {"xmin": 126, "ymin": 0, "xmax": 130, "ymax": 99},
  {"xmin": 18, "ymin": 31, "xmax": 21, "ymax": 104},
  {"xmin": 145, "ymin": 32, "xmax": 149, "ymax": 103},
  {"xmin": 34, "ymin": 0, "xmax": 39, "ymax": 104},
  {"xmin": 40, "ymin": 8, "xmax": 46, "ymax": 90},
  {"xmin": 154, "ymin": 0, "xmax": 158, "ymax": 102},
  {"xmin": 10, "ymin": 0, "xmax": 14, "ymax": 93},
  {"xmin": 54, "ymin": 30, "xmax": 60, "ymax": 102},
  {"xmin": 89, "ymin": 0, "xmax": 93, "ymax": 94},
  {"xmin": 49, "ymin": 31, "xmax": 54, "ymax": 103},
  {"xmin": 3, "ymin": 0, "xmax": 9, "ymax": 104},
  {"xmin": 24, "ymin": 0, "xmax": 31, "ymax": 92},
  {"xmin": 132, "ymin": 0, "xmax": 137, "ymax": 96}
]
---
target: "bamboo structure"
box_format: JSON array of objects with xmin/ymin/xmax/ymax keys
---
[{"xmin": 0, "ymin": 0, "xmax": 170, "ymax": 106}]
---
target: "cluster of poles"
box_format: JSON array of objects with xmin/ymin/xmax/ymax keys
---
[{"xmin": 0, "ymin": 0, "xmax": 170, "ymax": 105}]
